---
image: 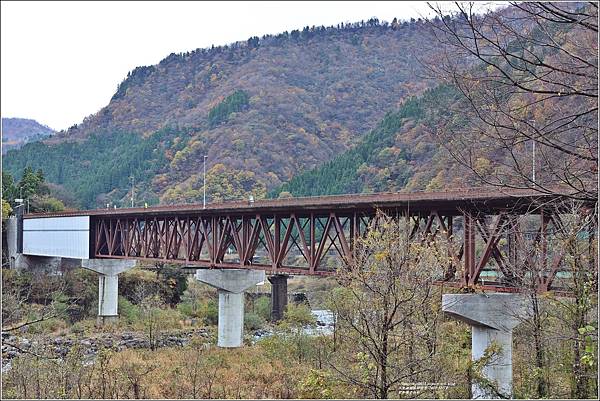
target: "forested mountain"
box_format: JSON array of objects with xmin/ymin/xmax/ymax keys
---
[
  {"xmin": 276, "ymin": 2, "xmax": 598, "ymax": 200},
  {"xmin": 3, "ymin": 18, "xmax": 445, "ymax": 208},
  {"xmin": 273, "ymin": 85, "xmax": 473, "ymax": 197},
  {"xmin": 1, "ymin": 118, "xmax": 54, "ymax": 154}
]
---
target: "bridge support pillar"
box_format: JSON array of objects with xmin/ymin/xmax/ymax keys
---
[
  {"xmin": 268, "ymin": 274, "xmax": 289, "ymax": 322},
  {"xmin": 442, "ymin": 293, "xmax": 530, "ymax": 399},
  {"xmin": 195, "ymin": 269, "xmax": 265, "ymax": 347},
  {"xmin": 82, "ymin": 259, "xmax": 137, "ymax": 325}
]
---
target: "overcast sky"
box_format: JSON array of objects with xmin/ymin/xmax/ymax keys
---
[{"xmin": 1, "ymin": 1, "xmax": 465, "ymax": 131}]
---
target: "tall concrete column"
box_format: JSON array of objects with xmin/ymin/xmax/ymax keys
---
[
  {"xmin": 98, "ymin": 274, "xmax": 119, "ymax": 323},
  {"xmin": 82, "ymin": 259, "xmax": 137, "ymax": 325},
  {"xmin": 442, "ymin": 293, "xmax": 530, "ymax": 399},
  {"xmin": 268, "ymin": 274, "xmax": 289, "ymax": 322},
  {"xmin": 196, "ymin": 269, "xmax": 265, "ymax": 348}
]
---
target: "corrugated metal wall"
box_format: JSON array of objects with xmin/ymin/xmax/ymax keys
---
[{"xmin": 23, "ymin": 216, "xmax": 90, "ymax": 259}]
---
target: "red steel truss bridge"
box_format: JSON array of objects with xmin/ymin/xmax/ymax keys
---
[{"xmin": 25, "ymin": 187, "xmax": 596, "ymax": 292}]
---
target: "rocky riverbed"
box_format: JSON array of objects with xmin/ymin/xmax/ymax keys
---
[
  {"xmin": 1, "ymin": 328, "xmax": 212, "ymax": 371},
  {"xmin": 2, "ymin": 309, "xmax": 336, "ymax": 371}
]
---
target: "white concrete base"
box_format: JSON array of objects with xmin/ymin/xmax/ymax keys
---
[
  {"xmin": 217, "ymin": 290, "xmax": 244, "ymax": 347},
  {"xmin": 98, "ymin": 274, "xmax": 119, "ymax": 318},
  {"xmin": 82, "ymin": 259, "xmax": 136, "ymax": 325},
  {"xmin": 82, "ymin": 259, "xmax": 137, "ymax": 275},
  {"xmin": 442, "ymin": 293, "xmax": 530, "ymax": 399},
  {"xmin": 196, "ymin": 269, "xmax": 265, "ymax": 348},
  {"xmin": 472, "ymin": 326, "xmax": 513, "ymax": 399}
]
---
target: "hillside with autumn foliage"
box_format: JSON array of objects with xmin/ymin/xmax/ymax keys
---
[
  {"xmin": 276, "ymin": 2, "xmax": 597, "ymax": 201},
  {"xmin": 3, "ymin": 18, "xmax": 445, "ymax": 208}
]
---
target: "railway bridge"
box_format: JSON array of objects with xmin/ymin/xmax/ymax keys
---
[{"xmin": 6, "ymin": 187, "xmax": 594, "ymax": 398}]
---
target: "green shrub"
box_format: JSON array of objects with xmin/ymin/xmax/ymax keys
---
[
  {"xmin": 203, "ymin": 300, "xmax": 218, "ymax": 325},
  {"xmin": 118, "ymin": 296, "xmax": 141, "ymax": 325},
  {"xmin": 176, "ymin": 292, "xmax": 218, "ymax": 326},
  {"xmin": 244, "ymin": 312, "xmax": 266, "ymax": 331},
  {"xmin": 154, "ymin": 307, "xmax": 184, "ymax": 330},
  {"xmin": 281, "ymin": 303, "xmax": 315, "ymax": 329},
  {"xmin": 298, "ymin": 369, "xmax": 335, "ymax": 399},
  {"xmin": 119, "ymin": 268, "xmax": 187, "ymax": 307},
  {"xmin": 26, "ymin": 317, "xmax": 68, "ymax": 334},
  {"xmin": 177, "ymin": 302, "xmax": 195, "ymax": 318},
  {"xmin": 254, "ymin": 296, "xmax": 271, "ymax": 321},
  {"xmin": 257, "ymin": 333, "xmax": 294, "ymax": 360},
  {"xmin": 69, "ymin": 318, "xmax": 99, "ymax": 335},
  {"xmin": 63, "ymin": 269, "xmax": 98, "ymax": 321}
]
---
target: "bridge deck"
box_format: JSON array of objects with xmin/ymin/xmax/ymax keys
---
[{"xmin": 25, "ymin": 187, "xmax": 565, "ymax": 219}]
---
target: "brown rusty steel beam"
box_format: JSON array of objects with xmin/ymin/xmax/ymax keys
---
[
  {"xmin": 463, "ymin": 212, "xmax": 476, "ymax": 286},
  {"xmin": 31, "ymin": 187, "xmax": 585, "ymax": 291}
]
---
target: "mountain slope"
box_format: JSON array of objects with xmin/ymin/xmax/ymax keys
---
[
  {"xmin": 272, "ymin": 85, "xmax": 476, "ymax": 197},
  {"xmin": 3, "ymin": 19, "xmax": 443, "ymax": 208},
  {"xmin": 274, "ymin": 3, "xmax": 598, "ymax": 199},
  {"xmin": 1, "ymin": 118, "xmax": 55, "ymax": 154}
]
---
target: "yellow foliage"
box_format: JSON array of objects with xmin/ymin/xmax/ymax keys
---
[
  {"xmin": 374, "ymin": 251, "xmax": 388, "ymax": 261},
  {"xmin": 2, "ymin": 198, "xmax": 12, "ymax": 220},
  {"xmin": 473, "ymin": 157, "xmax": 492, "ymax": 176},
  {"xmin": 426, "ymin": 170, "xmax": 446, "ymax": 191}
]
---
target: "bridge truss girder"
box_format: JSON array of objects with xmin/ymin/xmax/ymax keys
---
[{"xmin": 92, "ymin": 206, "xmax": 589, "ymax": 292}]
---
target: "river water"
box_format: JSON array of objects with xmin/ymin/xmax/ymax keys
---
[
  {"xmin": 305, "ymin": 309, "xmax": 335, "ymax": 335},
  {"xmin": 252, "ymin": 309, "xmax": 335, "ymax": 342}
]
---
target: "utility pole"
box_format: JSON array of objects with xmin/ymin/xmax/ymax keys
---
[
  {"xmin": 532, "ymin": 140, "xmax": 536, "ymax": 186},
  {"xmin": 530, "ymin": 119, "xmax": 536, "ymax": 187},
  {"xmin": 203, "ymin": 155, "xmax": 208, "ymax": 209},
  {"xmin": 130, "ymin": 175, "xmax": 135, "ymax": 208},
  {"xmin": 14, "ymin": 199, "xmax": 24, "ymax": 253}
]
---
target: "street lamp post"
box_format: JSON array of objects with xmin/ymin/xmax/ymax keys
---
[{"xmin": 203, "ymin": 155, "xmax": 208, "ymax": 209}]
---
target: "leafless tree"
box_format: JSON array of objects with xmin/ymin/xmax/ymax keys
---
[
  {"xmin": 543, "ymin": 202, "xmax": 597, "ymax": 398},
  {"xmin": 177, "ymin": 341, "xmax": 225, "ymax": 398},
  {"xmin": 1, "ymin": 271, "xmax": 83, "ymax": 361},
  {"xmin": 490, "ymin": 200, "xmax": 597, "ymax": 398},
  {"xmin": 425, "ymin": 2, "xmax": 597, "ymax": 202}
]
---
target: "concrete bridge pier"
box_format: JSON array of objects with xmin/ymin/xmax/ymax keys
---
[
  {"xmin": 268, "ymin": 274, "xmax": 289, "ymax": 322},
  {"xmin": 196, "ymin": 269, "xmax": 265, "ymax": 347},
  {"xmin": 82, "ymin": 259, "xmax": 137, "ymax": 325},
  {"xmin": 442, "ymin": 293, "xmax": 530, "ymax": 399}
]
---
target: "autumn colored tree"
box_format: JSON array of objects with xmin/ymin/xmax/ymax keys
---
[{"xmin": 328, "ymin": 211, "xmax": 451, "ymax": 398}]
